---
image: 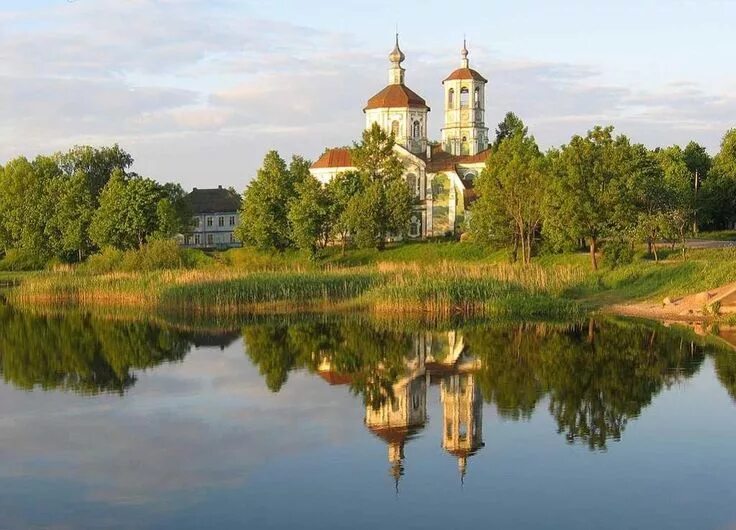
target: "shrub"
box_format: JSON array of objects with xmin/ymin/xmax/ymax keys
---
[
  {"xmin": 83, "ymin": 247, "xmax": 125, "ymax": 274},
  {"xmin": 602, "ymin": 239, "xmax": 634, "ymax": 269},
  {"xmin": 0, "ymin": 248, "xmax": 48, "ymax": 271}
]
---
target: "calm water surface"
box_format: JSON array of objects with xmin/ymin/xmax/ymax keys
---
[{"xmin": 1, "ymin": 303, "xmax": 736, "ymax": 529}]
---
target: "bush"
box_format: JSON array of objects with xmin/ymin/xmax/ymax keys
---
[
  {"xmin": 602, "ymin": 239, "xmax": 635, "ymax": 269},
  {"xmin": 83, "ymin": 247, "xmax": 125, "ymax": 274},
  {"xmin": 0, "ymin": 248, "xmax": 48, "ymax": 271},
  {"xmin": 82, "ymin": 239, "xmax": 213, "ymax": 274}
]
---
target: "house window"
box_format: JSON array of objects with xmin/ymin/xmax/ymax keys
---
[
  {"xmin": 391, "ymin": 120, "xmax": 400, "ymax": 137},
  {"xmin": 218, "ymin": 216, "xmax": 224, "ymax": 227},
  {"xmin": 206, "ymin": 217, "xmax": 213, "ymax": 227},
  {"xmin": 193, "ymin": 217, "xmax": 200, "ymax": 227},
  {"xmin": 194, "ymin": 234, "xmax": 201, "ymax": 245},
  {"xmin": 207, "ymin": 234, "xmax": 214, "ymax": 246},
  {"xmin": 229, "ymin": 216, "xmax": 236, "ymax": 226},
  {"xmin": 230, "ymin": 233, "xmax": 235, "ymax": 243},
  {"xmin": 412, "ymin": 120, "xmax": 421, "ymax": 138},
  {"xmin": 460, "ymin": 87, "xmax": 469, "ymax": 108},
  {"xmin": 448, "ymin": 88, "xmax": 455, "ymax": 108}
]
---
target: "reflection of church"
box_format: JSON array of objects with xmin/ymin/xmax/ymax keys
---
[
  {"xmin": 317, "ymin": 331, "xmax": 484, "ymax": 486},
  {"xmin": 310, "ymin": 37, "xmax": 491, "ymax": 238}
]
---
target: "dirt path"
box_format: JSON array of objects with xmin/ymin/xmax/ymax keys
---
[{"xmin": 606, "ymin": 281, "xmax": 736, "ymax": 321}]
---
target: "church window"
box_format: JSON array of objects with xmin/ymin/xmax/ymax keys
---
[
  {"xmin": 460, "ymin": 87, "xmax": 469, "ymax": 108},
  {"xmin": 412, "ymin": 120, "xmax": 421, "ymax": 138},
  {"xmin": 459, "ymin": 421, "xmax": 468, "ymax": 441},
  {"xmin": 448, "ymin": 88, "xmax": 455, "ymax": 108},
  {"xmin": 446, "ymin": 420, "xmax": 453, "ymax": 439},
  {"xmin": 391, "ymin": 120, "xmax": 400, "ymax": 137},
  {"xmin": 474, "ymin": 87, "xmax": 480, "ymax": 107},
  {"xmin": 461, "ymin": 136, "xmax": 469, "ymax": 155},
  {"xmin": 409, "ymin": 216, "xmax": 421, "ymax": 237},
  {"xmin": 406, "ymin": 173, "xmax": 419, "ymax": 198}
]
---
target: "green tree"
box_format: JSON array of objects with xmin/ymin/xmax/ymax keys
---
[
  {"xmin": 346, "ymin": 123, "xmax": 413, "ymax": 250},
  {"xmin": 472, "ymin": 126, "xmax": 547, "ymax": 264},
  {"xmin": 235, "ymin": 151, "xmax": 307, "ymax": 251},
  {"xmin": 326, "ymin": 170, "xmax": 364, "ymax": 252},
  {"xmin": 492, "ymin": 111, "xmax": 528, "ymax": 150},
  {"xmin": 90, "ymin": 171, "xmax": 166, "ymax": 250},
  {"xmin": 545, "ymin": 126, "xmax": 633, "ymax": 270},
  {"xmin": 701, "ymin": 130, "xmax": 736, "ymax": 230},
  {"xmin": 287, "ymin": 175, "xmax": 332, "ymax": 257},
  {"xmin": 683, "ymin": 141, "xmax": 711, "ymax": 233}
]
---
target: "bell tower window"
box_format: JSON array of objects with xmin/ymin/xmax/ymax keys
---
[
  {"xmin": 412, "ymin": 120, "xmax": 421, "ymax": 138},
  {"xmin": 448, "ymin": 88, "xmax": 455, "ymax": 108},
  {"xmin": 391, "ymin": 120, "xmax": 400, "ymax": 138},
  {"xmin": 460, "ymin": 87, "xmax": 469, "ymax": 108},
  {"xmin": 474, "ymin": 87, "xmax": 480, "ymax": 108}
]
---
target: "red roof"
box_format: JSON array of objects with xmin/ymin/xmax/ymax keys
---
[
  {"xmin": 364, "ymin": 84, "xmax": 429, "ymax": 111},
  {"xmin": 317, "ymin": 371, "xmax": 353, "ymax": 386},
  {"xmin": 311, "ymin": 148, "xmax": 354, "ymax": 169},
  {"xmin": 444, "ymin": 68, "xmax": 488, "ymax": 83}
]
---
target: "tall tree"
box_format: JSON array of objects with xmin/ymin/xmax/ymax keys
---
[
  {"xmin": 545, "ymin": 126, "xmax": 633, "ymax": 270},
  {"xmin": 326, "ymin": 170, "xmax": 364, "ymax": 252},
  {"xmin": 472, "ymin": 126, "xmax": 547, "ymax": 264},
  {"xmin": 682, "ymin": 141, "xmax": 712, "ymax": 232},
  {"xmin": 701, "ymin": 130, "xmax": 736, "ymax": 230},
  {"xmin": 287, "ymin": 174, "xmax": 332, "ymax": 257},
  {"xmin": 235, "ymin": 151, "xmax": 307, "ymax": 251},
  {"xmin": 90, "ymin": 171, "xmax": 165, "ymax": 250},
  {"xmin": 346, "ymin": 123, "xmax": 413, "ymax": 250}
]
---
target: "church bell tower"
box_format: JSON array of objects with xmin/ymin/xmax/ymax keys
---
[{"xmin": 441, "ymin": 40, "xmax": 489, "ymax": 156}]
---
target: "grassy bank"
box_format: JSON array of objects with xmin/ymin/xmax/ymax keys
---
[{"xmin": 7, "ymin": 242, "xmax": 736, "ymax": 320}]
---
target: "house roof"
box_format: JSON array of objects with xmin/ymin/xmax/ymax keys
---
[
  {"xmin": 311, "ymin": 148, "xmax": 354, "ymax": 169},
  {"xmin": 364, "ymin": 84, "xmax": 430, "ymax": 111},
  {"xmin": 186, "ymin": 187, "xmax": 241, "ymax": 214},
  {"xmin": 443, "ymin": 68, "xmax": 488, "ymax": 83}
]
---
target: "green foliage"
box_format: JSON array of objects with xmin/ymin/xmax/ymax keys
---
[
  {"xmin": 236, "ymin": 151, "xmax": 307, "ymax": 251},
  {"xmin": 344, "ymin": 124, "xmax": 413, "ymax": 250},
  {"xmin": 82, "ymin": 240, "xmax": 208, "ymax": 274},
  {"xmin": 90, "ymin": 171, "xmax": 174, "ymax": 250},
  {"xmin": 602, "ymin": 239, "xmax": 634, "ymax": 268},
  {"xmin": 0, "ymin": 248, "xmax": 49, "ymax": 271},
  {"xmin": 492, "ymin": 111, "xmax": 528, "ymax": 149},
  {"xmin": 473, "ymin": 123, "xmax": 546, "ymax": 264},
  {"xmin": 287, "ymin": 175, "xmax": 331, "ymax": 257},
  {"xmin": 545, "ymin": 127, "xmax": 635, "ymax": 270}
]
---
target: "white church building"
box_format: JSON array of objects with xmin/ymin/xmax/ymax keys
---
[{"xmin": 310, "ymin": 36, "xmax": 491, "ymax": 239}]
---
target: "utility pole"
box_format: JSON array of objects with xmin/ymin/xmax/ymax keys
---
[{"xmin": 693, "ymin": 169, "xmax": 699, "ymax": 235}]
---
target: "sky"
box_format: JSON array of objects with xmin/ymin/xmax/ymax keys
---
[{"xmin": 2, "ymin": 0, "xmax": 736, "ymax": 191}]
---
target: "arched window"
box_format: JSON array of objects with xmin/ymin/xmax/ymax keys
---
[
  {"xmin": 460, "ymin": 87, "xmax": 469, "ymax": 108},
  {"xmin": 461, "ymin": 136, "xmax": 469, "ymax": 155},
  {"xmin": 412, "ymin": 120, "xmax": 421, "ymax": 138},
  {"xmin": 448, "ymin": 88, "xmax": 455, "ymax": 108},
  {"xmin": 391, "ymin": 120, "xmax": 400, "ymax": 137},
  {"xmin": 474, "ymin": 87, "xmax": 480, "ymax": 107}
]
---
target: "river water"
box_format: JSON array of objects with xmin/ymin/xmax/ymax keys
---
[{"xmin": 1, "ymin": 304, "xmax": 735, "ymax": 529}]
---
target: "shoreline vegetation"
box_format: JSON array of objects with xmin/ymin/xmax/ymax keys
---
[{"xmin": 5, "ymin": 241, "xmax": 736, "ymax": 323}]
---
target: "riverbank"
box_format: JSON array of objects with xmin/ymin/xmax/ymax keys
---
[{"xmin": 6, "ymin": 243, "xmax": 736, "ymax": 321}]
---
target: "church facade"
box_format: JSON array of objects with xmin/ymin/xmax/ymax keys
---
[{"xmin": 310, "ymin": 37, "xmax": 491, "ymax": 239}]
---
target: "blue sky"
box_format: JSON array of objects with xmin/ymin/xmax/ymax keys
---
[{"xmin": 2, "ymin": 0, "xmax": 735, "ymax": 190}]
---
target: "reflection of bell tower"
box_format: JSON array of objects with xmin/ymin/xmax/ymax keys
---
[
  {"xmin": 365, "ymin": 374, "xmax": 427, "ymax": 490},
  {"xmin": 441, "ymin": 373, "xmax": 484, "ymax": 480}
]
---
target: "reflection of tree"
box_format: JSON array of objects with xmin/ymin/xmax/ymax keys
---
[
  {"xmin": 714, "ymin": 350, "xmax": 736, "ymax": 401},
  {"xmin": 0, "ymin": 304, "xmax": 190, "ymax": 395},
  {"xmin": 466, "ymin": 319, "xmax": 709, "ymax": 450},
  {"xmin": 242, "ymin": 319, "xmax": 413, "ymax": 408}
]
